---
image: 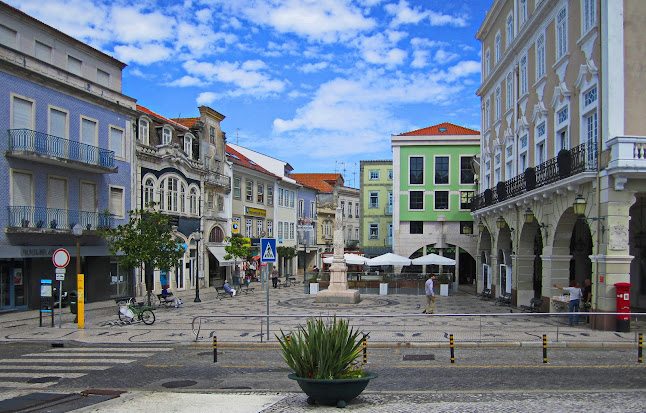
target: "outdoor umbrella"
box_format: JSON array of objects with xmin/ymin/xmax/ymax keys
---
[
  {"xmin": 366, "ymin": 252, "xmax": 412, "ymax": 266},
  {"xmin": 411, "ymin": 253, "xmax": 456, "ymax": 266},
  {"xmin": 322, "ymin": 254, "xmax": 369, "ymax": 265}
]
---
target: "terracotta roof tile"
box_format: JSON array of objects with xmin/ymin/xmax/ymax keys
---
[
  {"xmin": 171, "ymin": 117, "xmax": 200, "ymax": 129},
  {"xmin": 397, "ymin": 122, "xmax": 479, "ymax": 136},
  {"xmin": 291, "ymin": 173, "xmax": 344, "ymax": 193},
  {"xmin": 226, "ymin": 145, "xmax": 278, "ymax": 178},
  {"xmin": 137, "ymin": 105, "xmax": 189, "ymax": 130}
]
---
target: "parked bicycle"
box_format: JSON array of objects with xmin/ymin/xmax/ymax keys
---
[{"xmin": 117, "ymin": 298, "xmax": 156, "ymax": 325}]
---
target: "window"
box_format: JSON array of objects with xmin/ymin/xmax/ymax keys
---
[
  {"xmin": 520, "ymin": 55, "xmax": 528, "ymax": 96},
  {"xmin": 355, "ymin": 203, "xmax": 359, "ymax": 218},
  {"xmin": 310, "ymin": 201, "xmax": 316, "ymax": 218},
  {"xmin": 495, "ymin": 87, "xmax": 501, "ymax": 120},
  {"xmin": 109, "ymin": 186, "xmax": 124, "ymax": 218},
  {"xmin": 110, "ymin": 127, "xmax": 124, "ymax": 158},
  {"xmin": 556, "ymin": 106, "xmax": 570, "ymax": 152},
  {"xmin": 556, "ymin": 7, "xmax": 568, "ymax": 60},
  {"xmin": 369, "ymin": 192, "xmax": 379, "ymax": 208},
  {"xmin": 586, "ymin": 112, "xmax": 598, "ymax": 152},
  {"xmin": 506, "ymin": 13, "xmax": 514, "ymax": 46},
  {"xmin": 12, "ymin": 171, "xmax": 33, "ymax": 208},
  {"xmin": 434, "ymin": 191, "xmax": 449, "ymax": 210},
  {"xmin": 369, "ymin": 223, "xmax": 379, "ymax": 239},
  {"xmin": 184, "ymin": 134, "xmax": 192, "ymax": 158},
  {"xmin": 217, "ymin": 194, "xmax": 224, "ymax": 212},
  {"xmin": 144, "ymin": 178, "xmax": 155, "ymax": 207},
  {"xmin": 536, "ymin": 122, "xmax": 546, "ymax": 164},
  {"xmin": 388, "ymin": 170, "xmax": 393, "ymax": 180},
  {"xmin": 290, "ymin": 222, "xmax": 295, "ymax": 239},
  {"xmin": 519, "ymin": 152, "xmax": 527, "ymax": 172},
  {"xmin": 35, "ymin": 40, "xmax": 52, "ymax": 62},
  {"xmin": 582, "ymin": 0, "xmax": 596, "ymax": 34},
  {"xmin": 49, "ymin": 107, "xmax": 67, "ymax": 139},
  {"xmin": 268, "ymin": 186, "xmax": 274, "ymax": 205},
  {"xmin": 435, "ymin": 156, "xmax": 449, "ymax": 184},
  {"xmin": 190, "ymin": 188, "xmax": 198, "ymax": 214},
  {"xmin": 584, "ymin": 86, "xmax": 597, "ymax": 107},
  {"xmin": 369, "ymin": 170, "xmax": 379, "ymax": 180},
  {"xmin": 80, "ymin": 118, "xmax": 97, "ymax": 163},
  {"xmin": 162, "ymin": 127, "xmax": 172, "ymax": 145},
  {"xmin": 536, "ymin": 34, "xmax": 545, "ymax": 80},
  {"xmin": 246, "ymin": 218, "xmax": 253, "ymax": 237},
  {"xmin": 246, "ymin": 180, "xmax": 253, "ymax": 202},
  {"xmin": 505, "ymin": 144, "xmax": 514, "ymax": 179},
  {"xmin": 460, "ymin": 157, "xmax": 475, "ymax": 184},
  {"xmin": 0, "ymin": 24, "xmax": 17, "ymax": 48},
  {"xmin": 494, "ymin": 151, "xmax": 501, "ymax": 183},
  {"xmin": 139, "ymin": 119, "xmax": 150, "ymax": 145},
  {"xmin": 278, "ymin": 188, "xmax": 284, "ymax": 206},
  {"xmin": 257, "ymin": 183, "xmax": 264, "ymax": 204},
  {"xmin": 278, "ymin": 221, "xmax": 284, "ymax": 239},
  {"xmin": 257, "ymin": 220, "xmax": 263, "ymax": 237},
  {"xmin": 206, "ymin": 191, "xmax": 214, "ymax": 210},
  {"xmin": 409, "ymin": 157, "xmax": 424, "ymax": 185},
  {"xmin": 348, "ymin": 202, "xmax": 353, "ymax": 218},
  {"xmin": 484, "ymin": 99, "xmax": 490, "ymax": 129},
  {"xmin": 267, "ymin": 220, "xmax": 273, "ymax": 237},
  {"xmin": 506, "ymin": 72, "xmax": 513, "ymax": 111},
  {"xmin": 495, "ymin": 32, "xmax": 501, "ymax": 63},
  {"xmin": 68, "ymin": 55, "xmax": 82, "ymax": 75},
  {"xmin": 341, "ymin": 201, "xmax": 345, "ymax": 216},
  {"xmin": 97, "ymin": 69, "xmax": 110, "ymax": 87},
  {"xmin": 48, "ymin": 177, "xmax": 66, "ymax": 217},
  {"xmin": 233, "ymin": 177, "xmax": 241, "ymax": 199},
  {"xmin": 210, "ymin": 226, "xmax": 225, "ymax": 243},
  {"xmin": 519, "ymin": 0, "xmax": 527, "ymax": 26},
  {"xmin": 209, "ymin": 126, "xmax": 215, "ymax": 143},
  {"xmin": 485, "ymin": 49, "xmax": 490, "ymax": 76},
  {"xmin": 323, "ymin": 220, "xmax": 331, "ymax": 236},
  {"xmin": 460, "ymin": 191, "xmax": 474, "ymax": 210},
  {"xmin": 410, "ymin": 221, "xmax": 423, "ymax": 234},
  {"xmin": 409, "ymin": 191, "xmax": 424, "ymax": 210},
  {"xmin": 160, "ymin": 177, "xmax": 179, "ymax": 212},
  {"xmin": 460, "ymin": 221, "xmax": 474, "ymax": 235},
  {"xmin": 298, "ymin": 199, "xmax": 304, "ymax": 217},
  {"xmin": 290, "ymin": 191, "xmax": 294, "ymax": 208},
  {"xmin": 12, "ymin": 96, "xmax": 33, "ymax": 130}
]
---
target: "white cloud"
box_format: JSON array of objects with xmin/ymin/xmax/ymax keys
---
[
  {"xmin": 354, "ymin": 32, "xmax": 407, "ymax": 66},
  {"xmin": 385, "ymin": 0, "xmax": 429, "ymax": 27},
  {"xmin": 428, "ymin": 11, "xmax": 468, "ymax": 27},
  {"xmin": 113, "ymin": 44, "xmax": 173, "ymax": 65},
  {"xmin": 298, "ymin": 62, "xmax": 330, "ymax": 73},
  {"xmin": 109, "ymin": 7, "xmax": 174, "ymax": 44},
  {"xmin": 434, "ymin": 49, "xmax": 460, "ymax": 64},
  {"xmin": 166, "ymin": 76, "xmax": 204, "ymax": 87},
  {"xmin": 196, "ymin": 92, "xmax": 218, "ymax": 105},
  {"xmin": 411, "ymin": 50, "xmax": 429, "ymax": 68}
]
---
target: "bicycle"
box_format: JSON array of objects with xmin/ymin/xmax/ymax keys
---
[{"xmin": 117, "ymin": 298, "xmax": 156, "ymax": 325}]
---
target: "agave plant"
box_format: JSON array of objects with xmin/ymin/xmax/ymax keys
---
[{"xmin": 277, "ymin": 316, "xmax": 367, "ymax": 380}]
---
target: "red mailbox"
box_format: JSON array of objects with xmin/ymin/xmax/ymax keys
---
[{"xmin": 614, "ymin": 282, "xmax": 631, "ymax": 333}]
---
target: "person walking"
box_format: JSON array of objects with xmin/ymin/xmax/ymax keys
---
[
  {"xmin": 271, "ymin": 268, "xmax": 279, "ymax": 288},
  {"xmin": 554, "ymin": 280, "xmax": 582, "ymax": 325},
  {"xmin": 423, "ymin": 275, "xmax": 436, "ymax": 314}
]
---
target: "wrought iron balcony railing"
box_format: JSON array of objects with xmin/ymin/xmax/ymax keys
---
[
  {"xmin": 471, "ymin": 142, "xmax": 597, "ymax": 212},
  {"xmin": 7, "ymin": 129, "xmax": 116, "ymax": 170},
  {"xmin": 204, "ymin": 171, "xmax": 231, "ymax": 192},
  {"xmin": 7, "ymin": 206, "xmax": 114, "ymax": 230}
]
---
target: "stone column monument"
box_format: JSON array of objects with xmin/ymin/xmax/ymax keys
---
[{"xmin": 315, "ymin": 207, "xmax": 361, "ymax": 304}]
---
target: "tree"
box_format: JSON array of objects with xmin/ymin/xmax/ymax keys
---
[
  {"xmin": 223, "ymin": 234, "xmax": 251, "ymax": 281},
  {"xmin": 277, "ymin": 246, "xmax": 297, "ymax": 274},
  {"xmin": 100, "ymin": 207, "xmax": 184, "ymax": 302}
]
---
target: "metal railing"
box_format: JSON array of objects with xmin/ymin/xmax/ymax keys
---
[
  {"xmin": 204, "ymin": 170, "xmax": 231, "ymax": 192},
  {"xmin": 7, "ymin": 129, "xmax": 116, "ymax": 169},
  {"xmin": 7, "ymin": 206, "xmax": 114, "ymax": 230}
]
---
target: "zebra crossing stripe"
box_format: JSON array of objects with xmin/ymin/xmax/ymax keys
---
[
  {"xmin": 46, "ymin": 347, "xmax": 172, "ymax": 353},
  {"xmin": 0, "ymin": 358, "xmax": 136, "ymax": 364},
  {"xmin": 0, "ymin": 381, "xmax": 57, "ymax": 388},
  {"xmin": 0, "ymin": 365, "xmax": 112, "ymax": 371},
  {"xmin": 23, "ymin": 352, "xmax": 156, "ymax": 358},
  {"xmin": 0, "ymin": 372, "xmax": 86, "ymax": 379}
]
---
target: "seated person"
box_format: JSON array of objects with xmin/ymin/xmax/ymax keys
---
[
  {"xmin": 222, "ymin": 281, "xmax": 236, "ymax": 297},
  {"xmin": 161, "ymin": 287, "xmax": 183, "ymax": 308}
]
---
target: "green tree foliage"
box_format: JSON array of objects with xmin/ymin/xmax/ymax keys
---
[
  {"xmin": 277, "ymin": 246, "xmax": 297, "ymax": 260},
  {"xmin": 100, "ymin": 208, "xmax": 184, "ymax": 293},
  {"xmin": 223, "ymin": 234, "xmax": 251, "ymax": 267}
]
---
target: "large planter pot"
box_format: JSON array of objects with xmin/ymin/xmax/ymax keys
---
[
  {"xmin": 496, "ymin": 181, "xmax": 506, "ymax": 201},
  {"xmin": 557, "ymin": 150, "xmax": 571, "ymax": 178},
  {"xmin": 524, "ymin": 168, "xmax": 536, "ymax": 191},
  {"xmin": 379, "ymin": 283, "xmax": 388, "ymax": 295},
  {"xmin": 483, "ymin": 188, "xmax": 492, "ymax": 206},
  {"xmin": 309, "ymin": 282, "xmax": 319, "ymax": 295},
  {"xmin": 288, "ymin": 372, "xmax": 378, "ymax": 408}
]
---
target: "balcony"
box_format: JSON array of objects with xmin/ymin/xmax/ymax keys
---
[
  {"xmin": 204, "ymin": 170, "xmax": 231, "ymax": 193},
  {"xmin": 7, "ymin": 206, "xmax": 114, "ymax": 231},
  {"xmin": 471, "ymin": 142, "xmax": 597, "ymax": 212},
  {"xmin": 6, "ymin": 129, "xmax": 117, "ymax": 173},
  {"xmin": 606, "ymin": 136, "xmax": 646, "ymax": 172}
]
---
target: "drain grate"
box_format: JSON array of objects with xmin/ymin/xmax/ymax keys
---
[
  {"xmin": 403, "ymin": 354, "xmax": 435, "ymax": 361},
  {"xmin": 162, "ymin": 380, "xmax": 197, "ymax": 389}
]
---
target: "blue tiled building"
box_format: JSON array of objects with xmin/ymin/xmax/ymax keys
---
[{"xmin": 0, "ymin": 3, "xmax": 137, "ymax": 309}]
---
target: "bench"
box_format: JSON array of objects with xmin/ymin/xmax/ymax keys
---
[
  {"xmin": 520, "ymin": 297, "xmax": 543, "ymax": 312},
  {"xmin": 215, "ymin": 286, "xmax": 233, "ymax": 299},
  {"xmin": 236, "ymin": 282, "xmax": 255, "ymax": 294},
  {"xmin": 282, "ymin": 277, "xmax": 298, "ymax": 287},
  {"xmin": 478, "ymin": 289, "xmax": 492, "ymax": 300},
  {"xmin": 156, "ymin": 293, "xmax": 176, "ymax": 308},
  {"xmin": 495, "ymin": 292, "xmax": 512, "ymax": 306}
]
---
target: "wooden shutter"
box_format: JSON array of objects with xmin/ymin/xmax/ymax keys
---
[
  {"xmin": 80, "ymin": 182, "xmax": 96, "ymax": 211},
  {"xmin": 12, "ymin": 172, "xmax": 32, "ymax": 206},
  {"xmin": 12, "ymin": 97, "xmax": 32, "ymax": 130}
]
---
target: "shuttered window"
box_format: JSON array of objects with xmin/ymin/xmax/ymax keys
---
[
  {"xmin": 110, "ymin": 127, "xmax": 123, "ymax": 158},
  {"xmin": 81, "ymin": 118, "xmax": 96, "ymax": 146},
  {"xmin": 47, "ymin": 177, "xmax": 67, "ymax": 210},
  {"xmin": 109, "ymin": 187, "xmax": 124, "ymax": 217},
  {"xmin": 0, "ymin": 24, "xmax": 17, "ymax": 48},
  {"xmin": 49, "ymin": 108, "xmax": 67, "ymax": 138},
  {"xmin": 80, "ymin": 182, "xmax": 96, "ymax": 212},
  {"xmin": 12, "ymin": 172, "xmax": 32, "ymax": 206},
  {"xmin": 12, "ymin": 97, "xmax": 32, "ymax": 130},
  {"xmin": 35, "ymin": 40, "xmax": 51, "ymax": 62}
]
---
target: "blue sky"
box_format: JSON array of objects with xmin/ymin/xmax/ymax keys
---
[{"xmin": 9, "ymin": 0, "xmax": 490, "ymax": 187}]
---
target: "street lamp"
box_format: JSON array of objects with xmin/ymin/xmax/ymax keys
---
[{"xmin": 194, "ymin": 232, "xmax": 201, "ymax": 302}]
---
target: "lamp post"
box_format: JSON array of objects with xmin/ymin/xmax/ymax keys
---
[
  {"xmin": 194, "ymin": 232, "xmax": 201, "ymax": 302},
  {"xmin": 72, "ymin": 223, "xmax": 83, "ymax": 324}
]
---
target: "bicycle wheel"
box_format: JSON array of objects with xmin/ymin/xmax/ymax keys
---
[{"xmin": 140, "ymin": 309, "xmax": 155, "ymax": 325}]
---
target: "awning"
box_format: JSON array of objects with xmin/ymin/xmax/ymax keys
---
[{"xmin": 207, "ymin": 246, "xmax": 234, "ymax": 266}]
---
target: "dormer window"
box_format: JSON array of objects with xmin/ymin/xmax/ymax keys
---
[
  {"xmin": 162, "ymin": 127, "xmax": 172, "ymax": 145},
  {"xmin": 184, "ymin": 134, "xmax": 193, "ymax": 158},
  {"xmin": 139, "ymin": 118, "xmax": 150, "ymax": 145}
]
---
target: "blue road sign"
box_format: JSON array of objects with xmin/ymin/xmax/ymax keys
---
[{"xmin": 260, "ymin": 238, "xmax": 277, "ymax": 263}]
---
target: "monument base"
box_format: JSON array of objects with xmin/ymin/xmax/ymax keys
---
[{"xmin": 315, "ymin": 288, "xmax": 361, "ymax": 304}]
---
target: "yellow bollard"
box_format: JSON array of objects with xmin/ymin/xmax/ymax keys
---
[{"xmin": 77, "ymin": 274, "xmax": 84, "ymax": 329}]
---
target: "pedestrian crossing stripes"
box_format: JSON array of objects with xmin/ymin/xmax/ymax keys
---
[{"xmin": 0, "ymin": 346, "xmax": 172, "ymax": 389}]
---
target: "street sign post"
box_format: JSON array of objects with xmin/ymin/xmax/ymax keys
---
[
  {"xmin": 52, "ymin": 249, "xmax": 70, "ymax": 328},
  {"xmin": 260, "ymin": 238, "xmax": 277, "ymax": 340}
]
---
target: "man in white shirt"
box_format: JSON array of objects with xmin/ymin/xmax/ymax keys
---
[{"xmin": 424, "ymin": 275, "xmax": 437, "ymax": 314}]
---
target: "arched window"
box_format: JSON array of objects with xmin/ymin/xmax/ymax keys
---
[
  {"xmin": 159, "ymin": 177, "xmax": 179, "ymax": 212},
  {"xmin": 189, "ymin": 187, "xmax": 198, "ymax": 214},
  {"xmin": 162, "ymin": 126, "xmax": 172, "ymax": 145},
  {"xmin": 180, "ymin": 183, "xmax": 186, "ymax": 213},
  {"xmin": 144, "ymin": 178, "xmax": 155, "ymax": 207},
  {"xmin": 209, "ymin": 226, "xmax": 225, "ymax": 243}
]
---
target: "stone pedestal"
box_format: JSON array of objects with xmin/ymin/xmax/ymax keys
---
[{"xmin": 315, "ymin": 260, "xmax": 361, "ymax": 304}]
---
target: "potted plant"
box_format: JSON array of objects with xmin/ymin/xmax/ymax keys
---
[
  {"xmin": 484, "ymin": 188, "xmax": 492, "ymax": 206},
  {"xmin": 50, "ymin": 219, "xmax": 57, "ymax": 229},
  {"xmin": 277, "ymin": 316, "xmax": 377, "ymax": 408},
  {"xmin": 438, "ymin": 273, "xmax": 451, "ymax": 297},
  {"xmin": 309, "ymin": 272, "xmax": 319, "ymax": 295},
  {"xmin": 379, "ymin": 271, "xmax": 388, "ymax": 296},
  {"xmin": 21, "ymin": 219, "xmax": 29, "ymax": 228},
  {"xmin": 36, "ymin": 220, "xmax": 44, "ymax": 228},
  {"xmin": 557, "ymin": 148, "xmax": 571, "ymax": 178},
  {"xmin": 524, "ymin": 167, "xmax": 536, "ymax": 191},
  {"xmin": 496, "ymin": 181, "xmax": 506, "ymax": 201}
]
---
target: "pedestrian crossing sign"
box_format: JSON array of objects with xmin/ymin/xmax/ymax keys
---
[{"xmin": 260, "ymin": 238, "xmax": 277, "ymax": 263}]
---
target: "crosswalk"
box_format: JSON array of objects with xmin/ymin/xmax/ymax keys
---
[{"xmin": 0, "ymin": 346, "xmax": 171, "ymax": 389}]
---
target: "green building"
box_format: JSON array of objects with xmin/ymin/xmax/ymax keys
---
[
  {"xmin": 392, "ymin": 123, "xmax": 479, "ymax": 287},
  {"xmin": 359, "ymin": 160, "xmax": 393, "ymax": 258}
]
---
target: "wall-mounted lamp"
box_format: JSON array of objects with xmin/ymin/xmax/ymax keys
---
[
  {"xmin": 496, "ymin": 216, "xmax": 513, "ymax": 231},
  {"xmin": 524, "ymin": 208, "xmax": 534, "ymax": 224},
  {"xmin": 573, "ymin": 194, "xmax": 605, "ymax": 234},
  {"xmin": 478, "ymin": 220, "xmax": 485, "ymax": 233}
]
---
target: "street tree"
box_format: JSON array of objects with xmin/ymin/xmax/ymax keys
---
[
  {"xmin": 224, "ymin": 234, "xmax": 251, "ymax": 282},
  {"xmin": 100, "ymin": 207, "xmax": 184, "ymax": 304}
]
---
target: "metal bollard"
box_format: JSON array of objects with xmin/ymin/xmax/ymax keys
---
[
  {"xmin": 362, "ymin": 334, "xmax": 367, "ymax": 364},
  {"xmin": 542, "ymin": 334, "xmax": 547, "ymax": 364},
  {"xmin": 450, "ymin": 334, "xmax": 455, "ymax": 364},
  {"xmin": 639, "ymin": 333, "xmax": 643, "ymax": 364},
  {"xmin": 213, "ymin": 336, "xmax": 217, "ymax": 363}
]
